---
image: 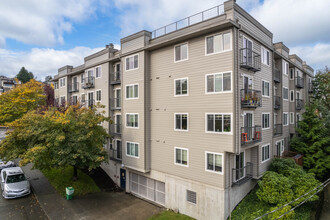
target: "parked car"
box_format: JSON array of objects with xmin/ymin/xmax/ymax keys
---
[
  {"xmin": 1, "ymin": 167, "xmax": 31, "ymax": 199},
  {"xmin": 0, "ymin": 158, "xmax": 15, "ymax": 171}
]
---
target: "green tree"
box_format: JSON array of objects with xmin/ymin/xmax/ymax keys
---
[
  {"xmin": 16, "ymin": 67, "xmax": 34, "ymax": 83},
  {"xmin": 0, "ymin": 105, "xmax": 110, "ymax": 180},
  {"xmin": 290, "ymin": 104, "xmax": 330, "ymax": 179}
]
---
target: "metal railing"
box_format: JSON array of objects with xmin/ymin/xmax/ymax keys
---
[
  {"xmin": 241, "ymin": 89, "xmax": 262, "ymax": 108},
  {"xmin": 296, "ymin": 76, "xmax": 304, "ymax": 88},
  {"xmin": 110, "ymin": 71, "xmax": 121, "ymax": 84},
  {"xmin": 110, "ymin": 124, "xmax": 121, "ymax": 136},
  {"xmin": 240, "ymin": 48, "xmax": 261, "ymax": 72},
  {"xmin": 274, "ymin": 68, "xmax": 281, "ymax": 83},
  {"xmin": 274, "ymin": 96, "xmax": 281, "ymax": 110},
  {"xmin": 68, "ymin": 82, "xmax": 79, "ymax": 93},
  {"xmin": 109, "ymin": 148, "xmax": 122, "ymax": 161},
  {"xmin": 274, "ymin": 124, "xmax": 283, "ymax": 136},
  {"xmin": 232, "ymin": 162, "xmax": 253, "ymax": 185},
  {"xmin": 296, "ymin": 99, "xmax": 303, "ymax": 110},
  {"xmin": 110, "ymin": 98, "xmax": 121, "ymax": 110},
  {"xmin": 82, "ymin": 76, "xmax": 95, "ymax": 89},
  {"xmin": 241, "ymin": 126, "xmax": 262, "ymax": 146},
  {"xmin": 151, "ymin": 4, "xmax": 224, "ymax": 39}
]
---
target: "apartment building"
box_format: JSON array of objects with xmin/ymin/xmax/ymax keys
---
[
  {"xmin": 0, "ymin": 76, "xmax": 18, "ymax": 95},
  {"xmin": 52, "ymin": 0, "xmax": 314, "ymax": 219}
]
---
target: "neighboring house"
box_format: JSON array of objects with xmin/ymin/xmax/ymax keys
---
[
  {"xmin": 0, "ymin": 76, "xmax": 19, "ymax": 95},
  {"xmin": 52, "ymin": 0, "xmax": 314, "ymax": 219}
]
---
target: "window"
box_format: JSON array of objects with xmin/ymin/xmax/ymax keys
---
[
  {"xmin": 174, "ymin": 43, "xmax": 188, "ymax": 62},
  {"xmin": 126, "ymin": 84, "xmax": 138, "ymax": 99},
  {"xmin": 54, "ymin": 82, "xmax": 58, "ymax": 89},
  {"xmin": 290, "ymin": 68, "xmax": 294, "ymax": 80},
  {"xmin": 206, "ymin": 113, "xmax": 231, "ymax": 133},
  {"xmin": 206, "ymin": 72, "xmax": 231, "ymax": 93},
  {"xmin": 262, "ymin": 144, "xmax": 270, "ymax": 162},
  {"xmin": 81, "ymin": 74, "xmax": 84, "ymax": 83},
  {"xmin": 59, "ymin": 78, "xmax": 66, "ymax": 87},
  {"xmin": 283, "ymin": 112, "xmax": 288, "ymax": 126},
  {"xmin": 206, "ymin": 32, "xmax": 231, "ymax": 55},
  {"xmin": 262, "ymin": 113, "xmax": 270, "ymax": 129},
  {"xmin": 262, "ymin": 81, "xmax": 270, "ymax": 97},
  {"xmin": 96, "ymin": 90, "xmax": 101, "ymax": 102},
  {"xmin": 175, "ymin": 147, "xmax": 188, "ymax": 166},
  {"xmin": 126, "ymin": 142, "xmax": 139, "ymax": 158},
  {"xmin": 261, "ymin": 46, "xmax": 270, "ymax": 65},
  {"xmin": 283, "ymin": 60, "xmax": 289, "ymax": 75},
  {"xmin": 186, "ymin": 190, "xmax": 197, "ymax": 204},
  {"xmin": 125, "ymin": 54, "xmax": 139, "ymax": 71},
  {"xmin": 283, "ymin": 87, "xmax": 288, "ymax": 100},
  {"xmin": 175, "ymin": 114, "xmax": 188, "ymax": 131},
  {"xmin": 206, "ymin": 152, "xmax": 223, "ymax": 174},
  {"xmin": 81, "ymin": 94, "xmax": 85, "ymax": 102},
  {"xmin": 95, "ymin": 66, "xmax": 102, "ymax": 78},
  {"xmin": 72, "ymin": 96, "xmax": 77, "ymax": 105},
  {"xmin": 126, "ymin": 113, "xmax": 139, "ymax": 128},
  {"xmin": 174, "ymin": 78, "xmax": 188, "ymax": 96},
  {"xmin": 290, "ymin": 90, "xmax": 294, "ymax": 102},
  {"xmin": 290, "ymin": 112, "xmax": 295, "ymax": 124}
]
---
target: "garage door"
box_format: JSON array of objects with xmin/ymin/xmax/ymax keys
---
[{"xmin": 130, "ymin": 173, "xmax": 165, "ymax": 206}]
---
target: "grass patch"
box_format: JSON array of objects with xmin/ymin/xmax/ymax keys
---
[
  {"xmin": 42, "ymin": 166, "xmax": 100, "ymax": 197},
  {"xmin": 148, "ymin": 210, "xmax": 195, "ymax": 220}
]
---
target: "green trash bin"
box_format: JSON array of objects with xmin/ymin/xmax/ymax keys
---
[{"xmin": 66, "ymin": 187, "xmax": 74, "ymax": 200}]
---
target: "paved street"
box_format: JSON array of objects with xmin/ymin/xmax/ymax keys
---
[{"xmin": 0, "ymin": 193, "xmax": 48, "ymax": 220}]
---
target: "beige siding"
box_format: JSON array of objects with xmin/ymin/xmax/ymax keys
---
[
  {"xmin": 85, "ymin": 53, "xmax": 109, "ymax": 67},
  {"xmin": 122, "ymin": 36, "xmax": 145, "ymax": 54}
]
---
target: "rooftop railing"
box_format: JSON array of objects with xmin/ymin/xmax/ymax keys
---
[{"xmin": 151, "ymin": 4, "xmax": 224, "ymax": 39}]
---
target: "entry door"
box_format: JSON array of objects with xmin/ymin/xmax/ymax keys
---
[
  {"xmin": 116, "ymin": 140, "xmax": 122, "ymax": 159},
  {"xmin": 115, "ymin": 115, "xmax": 121, "ymax": 133},
  {"xmin": 243, "ymin": 37, "xmax": 253, "ymax": 64},
  {"xmin": 235, "ymin": 152, "xmax": 245, "ymax": 180},
  {"xmin": 88, "ymin": 92, "xmax": 94, "ymax": 107},
  {"xmin": 244, "ymin": 113, "xmax": 253, "ymax": 141},
  {"xmin": 116, "ymin": 89, "xmax": 121, "ymax": 108},
  {"xmin": 73, "ymin": 77, "xmax": 77, "ymax": 90},
  {"xmin": 120, "ymin": 169, "xmax": 126, "ymax": 189},
  {"xmin": 243, "ymin": 76, "xmax": 253, "ymax": 91},
  {"xmin": 276, "ymin": 142, "xmax": 281, "ymax": 156}
]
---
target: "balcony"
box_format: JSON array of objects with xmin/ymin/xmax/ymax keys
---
[
  {"xmin": 240, "ymin": 48, "xmax": 261, "ymax": 72},
  {"xmin": 296, "ymin": 99, "xmax": 303, "ymax": 110},
  {"xmin": 296, "ymin": 76, "xmax": 304, "ymax": 88},
  {"xmin": 274, "ymin": 124, "xmax": 283, "ymax": 136},
  {"xmin": 274, "ymin": 96, "xmax": 281, "ymax": 110},
  {"xmin": 308, "ymin": 82, "xmax": 313, "ymax": 93},
  {"xmin": 110, "ymin": 124, "xmax": 121, "ymax": 136},
  {"xmin": 109, "ymin": 148, "xmax": 122, "ymax": 162},
  {"xmin": 241, "ymin": 89, "xmax": 262, "ymax": 108},
  {"xmin": 241, "ymin": 126, "xmax": 262, "ymax": 146},
  {"xmin": 232, "ymin": 162, "xmax": 253, "ymax": 186},
  {"xmin": 110, "ymin": 71, "xmax": 121, "ymax": 85},
  {"xmin": 274, "ymin": 68, "xmax": 281, "ymax": 83},
  {"xmin": 82, "ymin": 76, "xmax": 94, "ymax": 89},
  {"xmin": 110, "ymin": 98, "xmax": 121, "ymax": 110},
  {"xmin": 68, "ymin": 82, "xmax": 79, "ymax": 93}
]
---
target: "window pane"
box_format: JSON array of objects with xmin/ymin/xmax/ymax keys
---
[
  {"xmin": 215, "ymin": 74, "xmax": 222, "ymax": 92},
  {"xmin": 176, "ymin": 115, "xmax": 181, "ymax": 130},
  {"xmin": 131, "ymin": 144, "xmax": 135, "ymax": 156},
  {"xmin": 181, "ymin": 44, "xmax": 188, "ymax": 60},
  {"xmin": 182, "ymin": 150, "xmax": 187, "ymax": 165},
  {"xmin": 134, "ymin": 55, "xmax": 138, "ymax": 68},
  {"xmin": 207, "ymin": 115, "xmax": 214, "ymax": 132},
  {"xmin": 215, "ymin": 155, "xmax": 222, "ymax": 172},
  {"xmin": 127, "ymin": 143, "xmax": 130, "ymax": 155},
  {"xmin": 214, "ymin": 35, "xmax": 222, "ymax": 52},
  {"xmin": 206, "ymin": 37, "xmax": 214, "ymax": 54},
  {"xmin": 223, "ymin": 73, "xmax": 231, "ymax": 91},
  {"xmin": 126, "ymin": 115, "xmax": 130, "ymax": 126},
  {"xmin": 135, "ymin": 114, "xmax": 138, "ymax": 127},
  {"xmin": 224, "ymin": 115, "xmax": 231, "ymax": 132},
  {"xmin": 126, "ymin": 58, "xmax": 130, "ymax": 70},
  {"xmin": 207, "ymin": 75, "xmax": 214, "ymax": 93},
  {"xmin": 265, "ymin": 82, "xmax": 269, "ymax": 96},
  {"xmin": 176, "ymin": 149, "xmax": 181, "ymax": 164},
  {"xmin": 223, "ymin": 33, "xmax": 231, "ymax": 51},
  {"xmin": 207, "ymin": 153, "xmax": 214, "ymax": 170},
  {"xmin": 126, "ymin": 86, "xmax": 130, "ymax": 98},
  {"xmin": 214, "ymin": 114, "xmax": 222, "ymax": 132},
  {"xmin": 181, "ymin": 79, "xmax": 187, "ymax": 95},
  {"xmin": 175, "ymin": 80, "xmax": 181, "ymax": 95},
  {"xmin": 135, "ymin": 144, "xmax": 138, "ymax": 157},
  {"xmin": 182, "ymin": 115, "xmax": 187, "ymax": 130},
  {"xmin": 134, "ymin": 85, "xmax": 138, "ymax": 98},
  {"xmin": 175, "ymin": 46, "xmax": 181, "ymax": 61}
]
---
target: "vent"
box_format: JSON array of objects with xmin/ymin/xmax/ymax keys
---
[{"xmin": 186, "ymin": 190, "xmax": 197, "ymax": 204}]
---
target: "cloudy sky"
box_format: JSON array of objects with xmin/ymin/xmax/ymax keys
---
[{"xmin": 0, "ymin": 0, "xmax": 329, "ymax": 81}]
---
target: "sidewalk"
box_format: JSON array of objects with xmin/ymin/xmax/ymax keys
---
[{"xmin": 21, "ymin": 164, "xmax": 162, "ymax": 220}]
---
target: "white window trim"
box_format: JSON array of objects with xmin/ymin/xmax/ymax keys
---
[
  {"xmin": 204, "ymin": 32, "xmax": 232, "ymax": 56},
  {"xmin": 174, "ymin": 147, "xmax": 189, "ymax": 167},
  {"xmin": 205, "ymin": 151, "xmax": 224, "ymax": 175},
  {"xmin": 174, "ymin": 113, "xmax": 189, "ymax": 132},
  {"xmin": 174, "ymin": 77, "xmax": 189, "ymax": 97},
  {"xmin": 276, "ymin": 140, "xmax": 285, "ymax": 156},
  {"xmin": 205, "ymin": 71, "xmax": 233, "ymax": 94},
  {"xmin": 290, "ymin": 112, "xmax": 295, "ymax": 125},
  {"xmin": 243, "ymin": 111, "xmax": 254, "ymax": 127},
  {"xmin": 261, "ymin": 46, "xmax": 270, "ymax": 66},
  {"xmin": 290, "ymin": 90, "xmax": 295, "ymax": 102},
  {"xmin": 283, "ymin": 60, "xmax": 289, "ymax": 76},
  {"xmin": 205, "ymin": 113, "xmax": 233, "ymax": 135},
  {"xmin": 262, "ymin": 112, "xmax": 271, "ymax": 130},
  {"xmin": 86, "ymin": 68, "xmax": 94, "ymax": 77},
  {"xmin": 125, "ymin": 54, "xmax": 139, "ymax": 72},
  {"xmin": 126, "ymin": 141, "xmax": 139, "ymax": 158},
  {"xmin": 59, "ymin": 78, "xmax": 66, "ymax": 88},
  {"xmin": 261, "ymin": 144, "xmax": 271, "ymax": 163},
  {"xmin": 243, "ymin": 35, "xmax": 253, "ymax": 49},
  {"xmin": 125, "ymin": 113, "xmax": 139, "ymax": 129},
  {"xmin": 96, "ymin": 89, "xmax": 102, "ymax": 102},
  {"xmin": 283, "ymin": 112, "xmax": 289, "ymax": 126},
  {"xmin": 262, "ymin": 80, "xmax": 270, "ymax": 98},
  {"xmin": 283, "ymin": 87, "xmax": 289, "ymax": 101},
  {"xmin": 174, "ymin": 42, "xmax": 189, "ymax": 63},
  {"xmin": 125, "ymin": 83, "xmax": 139, "ymax": 100},
  {"xmin": 95, "ymin": 65, "xmax": 102, "ymax": 79}
]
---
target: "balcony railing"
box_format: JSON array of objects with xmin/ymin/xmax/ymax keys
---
[
  {"xmin": 296, "ymin": 76, "xmax": 304, "ymax": 88},
  {"xmin": 68, "ymin": 82, "xmax": 79, "ymax": 93},
  {"xmin": 232, "ymin": 162, "xmax": 253, "ymax": 185},
  {"xmin": 109, "ymin": 148, "xmax": 122, "ymax": 162},
  {"xmin": 296, "ymin": 99, "xmax": 303, "ymax": 110},
  {"xmin": 110, "ymin": 124, "xmax": 121, "ymax": 136},
  {"xmin": 241, "ymin": 89, "xmax": 262, "ymax": 108},
  {"xmin": 110, "ymin": 98, "xmax": 121, "ymax": 110},
  {"xmin": 241, "ymin": 126, "xmax": 262, "ymax": 146},
  {"xmin": 82, "ymin": 76, "xmax": 94, "ymax": 89},
  {"xmin": 308, "ymin": 82, "xmax": 313, "ymax": 93},
  {"xmin": 274, "ymin": 124, "xmax": 283, "ymax": 136},
  {"xmin": 240, "ymin": 48, "xmax": 261, "ymax": 72},
  {"xmin": 274, "ymin": 68, "xmax": 281, "ymax": 83},
  {"xmin": 81, "ymin": 99, "xmax": 95, "ymax": 108},
  {"xmin": 110, "ymin": 71, "xmax": 121, "ymax": 85},
  {"xmin": 151, "ymin": 4, "xmax": 224, "ymax": 39},
  {"xmin": 274, "ymin": 96, "xmax": 281, "ymax": 110}
]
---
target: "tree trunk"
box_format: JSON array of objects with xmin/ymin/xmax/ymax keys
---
[{"xmin": 73, "ymin": 165, "xmax": 78, "ymax": 181}]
